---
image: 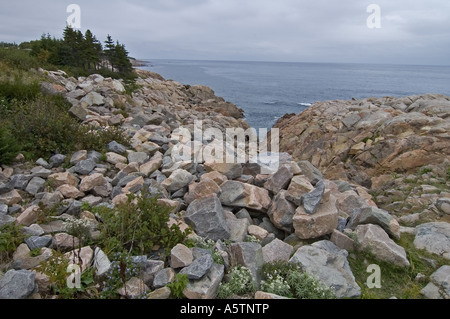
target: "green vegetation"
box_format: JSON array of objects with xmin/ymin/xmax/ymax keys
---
[
  {"xmin": 35, "ymin": 251, "xmax": 97, "ymax": 299},
  {"xmin": 27, "ymin": 26, "xmax": 134, "ymax": 79},
  {"xmin": 0, "ymin": 123, "xmax": 21, "ymax": 164},
  {"xmin": 167, "ymin": 273, "xmax": 189, "ymax": 299},
  {"xmin": 0, "ymin": 223, "xmax": 25, "ymax": 262},
  {"xmin": 95, "ymin": 191, "xmax": 192, "ymax": 256},
  {"xmin": 217, "ymin": 266, "xmax": 256, "ymax": 299},
  {"xmin": 348, "ymin": 233, "xmax": 448, "ymax": 299},
  {"xmin": 186, "ymin": 237, "xmax": 226, "ymax": 265},
  {"xmin": 259, "ymin": 261, "xmax": 336, "ymax": 299},
  {"xmin": 0, "ymin": 46, "xmax": 130, "ymax": 164}
]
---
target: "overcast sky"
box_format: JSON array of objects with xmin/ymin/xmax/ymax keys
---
[{"xmin": 1, "ymin": 0, "xmax": 449, "ymax": 65}]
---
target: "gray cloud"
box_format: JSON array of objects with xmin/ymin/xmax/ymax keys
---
[{"xmin": 0, "ymin": 0, "xmax": 449, "ymax": 65}]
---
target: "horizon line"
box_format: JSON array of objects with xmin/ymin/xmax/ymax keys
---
[{"xmin": 135, "ymin": 57, "xmax": 450, "ymax": 68}]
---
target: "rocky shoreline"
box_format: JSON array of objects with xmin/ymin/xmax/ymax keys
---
[{"xmin": 0, "ymin": 68, "xmax": 449, "ymax": 299}]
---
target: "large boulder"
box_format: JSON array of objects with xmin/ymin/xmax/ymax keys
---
[
  {"xmin": 289, "ymin": 240, "xmax": 361, "ymax": 299},
  {"xmin": 263, "ymin": 165, "xmax": 294, "ymax": 194},
  {"xmin": 293, "ymin": 197, "xmax": 338, "ymax": 239},
  {"xmin": 219, "ymin": 181, "xmax": 271, "ymax": 213},
  {"xmin": 356, "ymin": 224, "xmax": 410, "ymax": 267},
  {"xmin": 183, "ymin": 263, "xmax": 224, "ymax": 299},
  {"xmin": 262, "ymin": 238, "xmax": 294, "ymax": 263},
  {"xmin": 301, "ymin": 180, "xmax": 325, "ymax": 215},
  {"xmin": 161, "ymin": 169, "xmax": 195, "ymax": 193},
  {"xmin": 229, "ymin": 242, "xmax": 264, "ymax": 284},
  {"xmin": 414, "ymin": 222, "xmax": 450, "ymax": 260},
  {"xmin": 347, "ymin": 206, "xmax": 400, "ymax": 240},
  {"xmin": 0, "ymin": 269, "xmax": 36, "ymax": 299},
  {"xmin": 420, "ymin": 265, "xmax": 450, "ymax": 299},
  {"xmin": 184, "ymin": 195, "xmax": 230, "ymax": 241},
  {"xmin": 267, "ymin": 190, "xmax": 296, "ymax": 233}
]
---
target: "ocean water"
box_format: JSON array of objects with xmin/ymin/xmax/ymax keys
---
[{"xmin": 143, "ymin": 60, "xmax": 450, "ymax": 130}]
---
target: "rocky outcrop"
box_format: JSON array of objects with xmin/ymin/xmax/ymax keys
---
[{"xmin": 274, "ymin": 94, "xmax": 450, "ymax": 184}]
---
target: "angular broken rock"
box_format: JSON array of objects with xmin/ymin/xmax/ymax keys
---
[
  {"xmin": 183, "ymin": 263, "xmax": 224, "ymax": 299},
  {"xmin": 65, "ymin": 246, "xmax": 94, "ymax": 273},
  {"xmin": 161, "ymin": 169, "xmax": 195, "ymax": 192},
  {"xmin": 16, "ymin": 205, "xmax": 41, "ymax": 227},
  {"xmin": 48, "ymin": 172, "xmax": 79, "ymax": 188},
  {"xmin": 289, "ymin": 240, "xmax": 361, "ymax": 299},
  {"xmin": 139, "ymin": 152, "xmax": 163, "ymax": 176},
  {"xmin": 229, "ymin": 242, "xmax": 264, "ymax": 284},
  {"xmin": 53, "ymin": 233, "xmax": 80, "ymax": 251},
  {"xmin": 219, "ymin": 180, "xmax": 271, "ymax": 213},
  {"xmin": 263, "ymin": 165, "xmax": 294, "ymax": 194},
  {"xmin": 293, "ymin": 198, "xmax": 338, "ymax": 239},
  {"xmin": 153, "ymin": 268, "xmax": 175, "ymax": 289},
  {"xmin": 267, "ymin": 190, "xmax": 296, "ymax": 233},
  {"xmin": 0, "ymin": 190, "xmax": 22, "ymax": 206},
  {"xmin": 0, "ymin": 269, "xmax": 36, "ymax": 299},
  {"xmin": 204, "ymin": 162, "xmax": 243, "ymax": 180},
  {"xmin": 117, "ymin": 277, "xmax": 149, "ymax": 298},
  {"xmin": 180, "ymin": 253, "xmax": 214, "ymax": 280},
  {"xmin": 356, "ymin": 224, "xmax": 410, "ymax": 267},
  {"xmin": 184, "ymin": 195, "xmax": 230, "ymax": 241},
  {"xmin": 184, "ymin": 177, "xmax": 221, "ymax": 204},
  {"xmin": 79, "ymin": 173, "xmax": 107, "ymax": 193},
  {"xmin": 170, "ymin": 243, "xmax": 194, "ymax": 269},
  {"xmin": 420, "ymin": 265, "xmax": 450, "ymax": 299},
  {"xmin": 347, "ymin": 206, "xmax": 400, "ymax": 240},
  {"xmin": 72, "ymin": 159, "xmax": 96, "ymax": 175},
  {"xmin": 302, "ymin": 180, "xmax": 325, "ymax": 215},
  {"xmin": 414, "ymin": 222, "xmax": 450, "ymax": 260},
  {"xmin": 262, "ymin": 238, "xmax": 294, "ymax": 263},
  {"xmin": 285, "ymin": 175, "xmax": 314, "ymax": 206},
  {"xmin": 93, "ymin": 247, "xmax": 111, "ymax": 278}
]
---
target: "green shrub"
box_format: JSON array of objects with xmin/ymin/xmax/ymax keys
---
[
  {"xmin": 0, "ymin": 122, "xmax": 21, "ymax": 165},
  {"xmin": 35, "ymin": 251, "xmax": 97, "ymax": 299},
  {"xmin": 260, "ymin": 261, "xmax": 335, "ymax": 299},
  {"xmin": 0, "ymin": 223, "xmax": 25, "ymax": 261},
  {"xmin": 217, "ymin": 266, "xmax": 256, "ymax": 299},
  {"xmin": 167, "ymin": 273, "xmax": 189, "ymax": 299},
  {"xmin": 9, "ymin": 94, "xmax": 79, "ymax": 159},
  {"xmin": 0, "ymin": 76, "xmax": 40, "ymax": 103},
  {"xmin": 0, "ymin": 47, "xmax": 45, "ymax": 71},
  {"xmin": 76, "ymin": 125, "xmax": 130, "ymax": 154},
  {"xmin": 96, "ymin": 191, "xmax": 192, "ymax": 256},
  {"xmin": 286, "ymin": 271, "xmax": 336, "ymax": 299}
]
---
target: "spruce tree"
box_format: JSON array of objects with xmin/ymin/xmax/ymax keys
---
[{"xmin": 104, "ymin": 35, "xmax": 115, "ymax": 71}]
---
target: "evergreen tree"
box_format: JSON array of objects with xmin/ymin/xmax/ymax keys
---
[
  {"xmin": 113, "ymin": 41, "xmax": 133, "ymax": 74},
  {"xmin": 104, "ymin": 35, "xmax": 115, "ymax": 71},
  {"xmin": 83, "ymin": 29, "xmax": 102, "ymax": 70}
]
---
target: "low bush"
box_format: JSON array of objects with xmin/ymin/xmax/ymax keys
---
[
  {"xmin": 217, "ymin": 266, "xmax": 256, "ymax": 299},
  {"xmin": 167, "ymin": 273, "xmax": 189, "ymax": 299},
  {"xmin": 96, "ymin": 191, "xmax": 192, "ymax": 256},
  {"xmin": 0, "ymin": 122, "xmax": 21, "ymax": 165},
  {"xmin": 0, "ymin": 223, "xmax": 25, "ymax": 261},
  {"xmin": 260, "ymin": 261, "xmax": 336, "ymax": 299}
]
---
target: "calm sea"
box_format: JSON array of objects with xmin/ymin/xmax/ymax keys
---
[{"xmin": 143, "ymin": 60, "xmax": 450, "ymax": 130}]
